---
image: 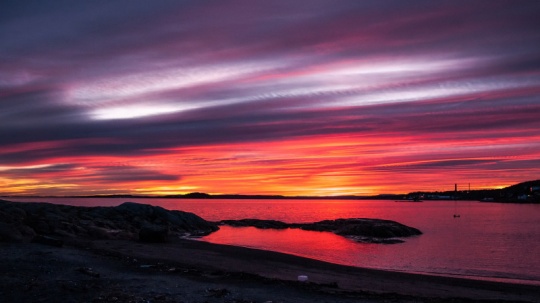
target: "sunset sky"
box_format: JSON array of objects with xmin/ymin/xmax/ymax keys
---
[{"xmin": 1, "ymin": 0, "xmax": 540, "ymax": 196}]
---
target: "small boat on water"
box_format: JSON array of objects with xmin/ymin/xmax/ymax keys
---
[{"xmin": 453, "ymin": 183, "xmax": 460, "ymax": 218}]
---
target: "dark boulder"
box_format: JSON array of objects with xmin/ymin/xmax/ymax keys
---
[
  {"xmin": 300, "ymin": 218, "xmax": 422, "ymax": 238},
  {"xmin": 218, "ymin": 219, "xmax": 289, "ymax": 229},
  {"xmin": 0, "ymin": 200, "xmax": 219, "ymax": 243},
  {"xmin": 0, "ymin": 222, "xmax": 24, "ymax": 242},
  {"xmin": 139, "ymin": 223, "xmax": 169, "ymax": 243},
  {"xmin": 0, "ymin": 203, "xmax": 35, "ymax": 242}
]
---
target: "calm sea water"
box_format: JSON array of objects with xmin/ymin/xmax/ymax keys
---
[{"xmin": 5, "ymin": 197, "xmax": 540, "ymax": 285}]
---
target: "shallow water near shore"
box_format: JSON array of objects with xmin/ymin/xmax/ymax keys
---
[{"xmin": 5, "ymin": 197, "xmax": 540, "ymax": 285}]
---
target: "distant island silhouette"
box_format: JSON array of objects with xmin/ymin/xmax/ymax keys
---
[{"xmin": 3, "ymin": 180, "xmax": 539, "ymax": 203}]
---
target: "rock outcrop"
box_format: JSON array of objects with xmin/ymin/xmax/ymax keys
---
[
  {"xmin": 217, "ymin": 218, "xmax": 421, "ymax": 244},
  {"xmin": 219, "ymin": 219, "xmax": 289, "ymax": 229},
  {"xmin": 0, "ymin": 199, "xmax": 218, "ymax": 243}
]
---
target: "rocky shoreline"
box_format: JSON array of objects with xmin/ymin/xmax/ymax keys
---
[
  {"xmin": 217, "ymin": 218, "xmax": 422, "ymax": 244},
  {"xmin": 0, "ymin": 199, "xmax": 218, "ymax": 244},
  {"xmin": 3, "ymin": 237, "xmax": 540, "ymax": 303},
  {"xmin": 0, "ymin": 199, "xmax": 420, "ymax": 245},
  {"xmin": 2, "ymin": 199, "xmax": 540, "ymax": 302}
]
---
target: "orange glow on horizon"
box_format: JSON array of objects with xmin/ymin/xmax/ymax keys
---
[{"xmin": 2, "ymin": 132, "xmax": 539, "ymax": 197}]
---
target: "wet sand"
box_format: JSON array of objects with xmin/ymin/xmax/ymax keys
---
[{"xmin": 1, "ymin": 238, "xmax": 539, "ymax": 303}]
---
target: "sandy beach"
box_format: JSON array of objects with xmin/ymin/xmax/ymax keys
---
[{"xmin": 1, "ymin": 237, "xmax": 539, "ymax": 303}]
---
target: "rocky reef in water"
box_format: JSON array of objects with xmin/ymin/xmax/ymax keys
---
[
  {"xmin": 0, "ymin": 199, "xmax": 421, "ymax": 246},
  {"xmin": 0, "ymin": 200, "xmax": 219, "ymax": 244},
  {"xmin": 218, "ymin": 218, "xmax": 422, "ymax": 244}
]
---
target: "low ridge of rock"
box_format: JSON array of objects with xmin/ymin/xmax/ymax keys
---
[
  {"xmin": 219, "ymin": 219, "xmax": 289, "ymax": 229},
  {"xmin": 218, "ymin": 218, "xmax": 422, "ymax": 244},
  {"xmin": 0, "ymin": 200, "xmax": 218, "ymax": 243},
  {"xmin": 296, "ymin": 218, "xmax": 422, "ymax": 238}
]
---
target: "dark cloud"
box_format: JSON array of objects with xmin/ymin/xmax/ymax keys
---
[
  {"xmin": 2, "ymin": 163, "xmax": 79, "ymax": 176},
  {"xmin": 1, "ymin": 92, "xmax": 539, "ymax": 163},
  {"xmin": 388, "ymin": 159, "xmax": 501, "ymax": 170},
  {"xmin": 0, "ymin": 89, "xmax": 87, "ymax": 127},
  {"xmin": 369, "ymin": 158, "xmax": 540, "ymax": 177},
  {"xmin": 86, "ymin": 166, "xmax": 180, "ymax": 183}
]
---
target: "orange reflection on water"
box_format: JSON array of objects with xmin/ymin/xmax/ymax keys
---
[{"xmin": 203, "ymin": 225, "xmax": 375, "ymax": 265}]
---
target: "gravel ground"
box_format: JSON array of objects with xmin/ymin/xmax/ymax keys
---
[{"xmin": 1, "ymin": 240, "xmax": 539, "ymax": 303}]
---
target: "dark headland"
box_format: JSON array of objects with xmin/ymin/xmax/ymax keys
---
[
  {"xmin": 5, "ymin": 179, "xmax": 539, "ymax": 203},
  {"xmin": 1, "ymin": 199, "xmax": 539, "ymax": 302}
]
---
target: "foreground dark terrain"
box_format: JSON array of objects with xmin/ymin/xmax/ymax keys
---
[{"xmin": 1, "ymin": 199, "xmax": 539, "ymax": 302}]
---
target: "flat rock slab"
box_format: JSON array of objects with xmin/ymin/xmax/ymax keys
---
[{"xmin": 218, "ymin": 218, "xmax": 422, "ymax": 243}]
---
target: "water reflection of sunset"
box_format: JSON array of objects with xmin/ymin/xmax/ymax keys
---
[{"xmin": 203, "ymin": 226, "xmax": 375, "ymax": 264}]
